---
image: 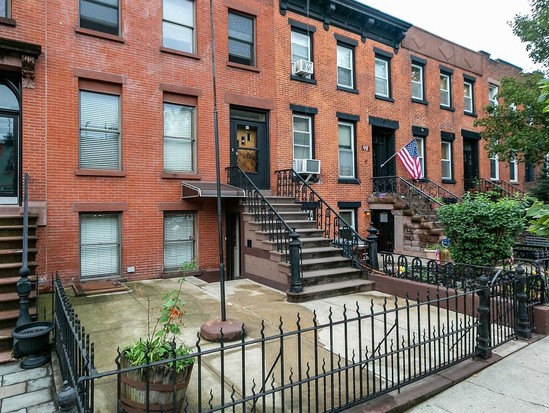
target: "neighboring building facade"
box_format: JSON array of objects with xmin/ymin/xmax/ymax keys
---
[{"xmin": 0, "ymin": 0, "xmax": 531, "ymax": 288}]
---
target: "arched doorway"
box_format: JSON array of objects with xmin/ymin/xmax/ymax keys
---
[{"xmin": 0, "ymin": 78, "xmax": 20, "ymax": 204}]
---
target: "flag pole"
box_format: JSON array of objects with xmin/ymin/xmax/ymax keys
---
[{"xmin": 380, "ymin": 138, "xmax": 416, "ymax": 169}]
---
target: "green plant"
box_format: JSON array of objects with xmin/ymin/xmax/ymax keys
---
[
  {"xmin": 122, "ymin": 278, "xmax": 194, "ymax": 373},
  {"xmin": 526, "ymin": 201, "xmax": 549, "ymax": 236},
  {"xmin": 179, "ymin": 260, "xmax": 198, "ymax": 272},
  {"xmin": 437, "ymin": 193, "xmax": 527, "ymax": 266}
]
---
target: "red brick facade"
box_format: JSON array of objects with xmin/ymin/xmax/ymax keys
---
[{"xmin": 0, "ymin": 0, "xmax": 529, "ymax": 285}]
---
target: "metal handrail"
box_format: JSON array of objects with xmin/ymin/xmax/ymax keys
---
[
  {"xmin": 372, "ymin": 176, "xmax": 443, "ymax": 222},
  {"xmin": 476, "ymin": 177, "xmax": 525, "ymax": 198},
  {"xmin": 406, "ymin": 177, "xmax": 462, "ymax": 204},
  {"xmin": 275, "ymin": 168, "xmax": 370, "ymax": 271},
  {"xmin": 227, "ymin": 166, "xmax": 296, "ymax": 262}
]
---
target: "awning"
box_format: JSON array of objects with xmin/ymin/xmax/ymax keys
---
[{"xmin": 181, "ymin": 181, "xmax": 245, "ymax": 199}]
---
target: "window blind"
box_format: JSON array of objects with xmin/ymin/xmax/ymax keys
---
[{"xmin": 80, "ymin": 213, "xmax": 120, "ymax": 278}]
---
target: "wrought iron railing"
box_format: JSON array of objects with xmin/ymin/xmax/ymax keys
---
[
  {"xmin": 54, "ymin": 273, "xmax": 96, "ymax": 412},
  {"xmin": 371, "ymin": 176, "xmax": 442, "ymax": 222},
  {"xmin": 275, "ymin": 169, "xmax": 371, "ymax": 271},
  {"xmin": 475, "ymin": 177, "xmax": 525, "ymax": 198},
  {"xmin": 406, "ymin": 178, "xmax": 462, "ymax": 204}
]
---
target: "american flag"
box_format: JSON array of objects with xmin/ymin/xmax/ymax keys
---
[{"xmin": 397, "ymin": 139, "xmax": 422, "ymax": 179}]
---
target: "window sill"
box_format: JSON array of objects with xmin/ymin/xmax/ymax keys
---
[
  {"xmin": 412, "ymin": 98, "xmax": 428, "ymax": 105},
  {"xmin": 375, "ymin": 95, "xmax": 394, "ymax": 103},
  {"xmin": 0, "ymin": 17, "xmax": 16, "ymax": 27},
  {"xmin": 75, "ymin": 26, "xmax": 125, "ymax": 43},
  {"xmin": 440, "ymin": 105, "xmax": 455, "ymax": 112},
  {"xmin": 160, "ymin": 47, "xmax": 200, "ymax": 60},
  {"xmin": 227, "ymin": 61, "xmax": 260, "ymax": 73},
  {"xmin": 464, "ymin": 111, "xmax": 478, "ymax": 118},
  {"xmin": 442, "ymin": 179, "xmax": 456, "ymax": 184},
  {"xmin": 338, "ymin": 178, "xmax": 360, "ymax": 185},
  {"xmin": 337, "ymin": 86, "xmax": 359, "ymax": 94},
  {"xmin": 161, "ymin": 172, "xmax": 201, "ymax": 180},
  {"xmin": 76, "ymin": 169, "xmax": 126, "ymax": 177},
  {"xmin": 290, "ymin": 75, "xmax": 317, "ymax": 85}
]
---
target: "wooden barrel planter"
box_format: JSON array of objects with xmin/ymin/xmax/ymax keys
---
[{"xmin": 119, "ymin": 355, "xmax": 193, "ymax": 413}]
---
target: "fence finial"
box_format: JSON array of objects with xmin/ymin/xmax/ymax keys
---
[{"xmin": 57, "ymin": 380, "xmax": 78, "ymax": 412}]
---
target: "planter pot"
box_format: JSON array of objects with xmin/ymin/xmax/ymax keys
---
[
  {"xmin": 424, "ymin": 249, "xmax": 438, "ymax": 261},
  {"xmin": 12, "ymin": 321, "xmax": 54, "ymax": 369},
  {"xmin": 120, "ymin": 355, "xmax": 193, "ymax": 412}
]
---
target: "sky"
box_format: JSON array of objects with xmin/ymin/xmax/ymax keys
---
[{"xmin": 360, "ymin": 0, "xmax": 541, "ymax": 72}]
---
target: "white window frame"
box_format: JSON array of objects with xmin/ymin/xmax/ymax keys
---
[
  {"xmin": 163, "ymin": 212, "xmax": 196, "ymax": 271},
  {"xmin": 163, "ymin": 103, "xmax": 196, "ymax": 173},
  {"xmin": 490, "ymin": 154, "xmax": 499, "ymax": 181},
  {"xmin": 510, "ymin": 158, "xmax": 518, "ymax": 182},
  {"xmin": 488, "ymin": 84, "xmax": 499, "ymax": 106},
  {"xmin": 375, "ymin": 57, "xmax": 390, "ymax": 97},
  {"xmin": 291, "ymin": 30, "xmax": 311, "ymax": 77},
  {"xmin": 292, "ymin": 114, "xmax": 312, "ymax": 160},
  {"xmin": 464, "ymin": 80, "xmax": 474, "ymax": 114},
  {"xmin": 441, "ymin": 141, "xmax": 453, "ymax": 180},
  {"xmin": 79, "ymin": 213, "xmax": 121, "ymax": 278},
  {"xmin": 411, "ymin": 64, "xmax": 424, "ymax": 101},
  {"xmin": 339, "ymin": 209, "xmax": 356, "ymax": 231},
  {"xmin": 440, "ymin": 73, "xmax": 451, "ymax": 108},
  {"xmin": 79, "ymin": 90, "xmax": 121, "ymax": 170},
  {"xmin": 162, "ymin": 0, "xmax": 195, "ymax": 53},
  {"xmin": 337, "ymin": 44, "xmax": 354, "ymax": 89},
  {"xmin": 415, "ymin": 137, "xmax": 425, "ymax": 178},
  {"xmin": 338, "ymin": 121, "xmax": 355, "ymax": 179}
]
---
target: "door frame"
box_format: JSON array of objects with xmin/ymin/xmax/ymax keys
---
[
  {"xmin": 372, "ymin": 126, "xmax": 396, "ymax": 178},
  {"xmin": 0, "ymin": 75, "xmax": 21, "ymax": 205}
]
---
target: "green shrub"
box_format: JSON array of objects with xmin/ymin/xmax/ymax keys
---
[{"xmin": 436, "ymin": 193, "xmax": 526, "ymax": 266}]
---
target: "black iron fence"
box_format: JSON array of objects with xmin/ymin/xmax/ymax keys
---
[
  {"xmin": 475, "ymin": 177, "xmax": 526, "ymax": 198},
  {"xmin": 53, "ymin": 273, "xmax": 96, "ymax": 411}
]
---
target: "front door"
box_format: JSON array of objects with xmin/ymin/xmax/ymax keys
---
[
  {"xmin": 372, "ymin": 127, "xmax": 395, "ymax": 193},
  {"xmin": 0, "ymin": 78, "xmax": 20, "ymax": 204},
  {"xmin": 463, "ymin": 139, "xmax": 479, "ymax": 191},
  {"xmin": 230, "ymin": 119, "xmax": 269, "ymax": 190},
  {"xmin": 371, "ymin": 210, "xmax": 394, "ymax": 252}
]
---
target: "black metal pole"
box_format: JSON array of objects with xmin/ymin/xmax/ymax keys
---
[
  {"xmin": 209, "ymin": 0, "xmax": 226, "ymax": 321},
  {"xmin": 16, "ymin": 173, "xmax": 31, "ymax": 327}
]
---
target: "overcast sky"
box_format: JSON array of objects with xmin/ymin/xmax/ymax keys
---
[{"xmin": 361, "ymin": 0, "xmax": 541, "ymax": 72}]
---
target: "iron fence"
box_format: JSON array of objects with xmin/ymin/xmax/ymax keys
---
[{"xmin": 53, "ymin": 273, "xmax": 96, "ymax": 411}]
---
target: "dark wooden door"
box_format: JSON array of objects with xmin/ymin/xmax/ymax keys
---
[{"xmin": 371, "ymin": 210, "xmax": 394, "ymax": 252}]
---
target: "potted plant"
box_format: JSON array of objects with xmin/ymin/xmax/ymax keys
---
[
  {"xmin": 119, "ymin": 278, "xmax": 194, "ymax": 412},
  {"xmin": 179, "ymin": 260, "xmax": 199, "ymax": 275},
  {"xmin": 423, "ymin": 243, "xmax": 439, "ymax": 261}
]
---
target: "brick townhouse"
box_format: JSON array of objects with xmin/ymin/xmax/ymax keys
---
[{"xmin": 0, "ymin": 0, "xmax": 531, "ymax": 296}]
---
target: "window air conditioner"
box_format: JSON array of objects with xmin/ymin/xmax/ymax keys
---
[
  {"xmin": 293, "ymin": 159, "xmax": 321, "ymax": 175},
  {"xmin": 294, "ymin": 59, "xmax": 314, "ymax": 76}
]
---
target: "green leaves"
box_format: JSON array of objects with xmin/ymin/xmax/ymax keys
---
[
  {"xmin": 526, "ymin": 201, "xmax": 549, "ymax": 236},
  {"xmin": 437, "ymin": 193, "xmax": 527, "ymax": 266}
]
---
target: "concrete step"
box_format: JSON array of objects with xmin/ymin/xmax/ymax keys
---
[
  {"xmin": 300, "ymin": 246, "xmax": 344, "ymax": 260},
  {"xmin": 0, "ymin": 276, "xmax": 37, "ymax": 294},
  {"xmin": 302, "ymin": 266, "xmax": 364, "ymax": 286},
  {"xmin": 0, "ymin": 308, "xmax": 38, "ymax": 330},
  {"xmin": 286, "ymin": 279, "xmax": 375, "ymax": 303},
  {"xmin": 0, "ymin": 236, "xmax": 38, "ymax": 250},
  {"xmin": 0, "ymin": 248, "xmax": 38, "ymax": 265},
  {"xmin": 301, "ymin": 255, "xmax": 354, "ymax": 271},
  {"xmin": 0, "ymin": 215, "xmax": 38, "ymax": 226},
  {"xmin": 0, "ymin": 261, "xmax": 37, "ymax": 278}
]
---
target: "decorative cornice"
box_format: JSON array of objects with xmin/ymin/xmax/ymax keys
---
[
  {"xmin": 280, "ymin": 0, "xmax": 411, "ymax": 51},
  {"xmin": 0, "ymin": 37, "xmax": 41, "ymax": 57}
]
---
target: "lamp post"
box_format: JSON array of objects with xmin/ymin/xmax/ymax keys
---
[{"xmin": 199, "ymin": 0, "xmax": 244, "ymax": 342}]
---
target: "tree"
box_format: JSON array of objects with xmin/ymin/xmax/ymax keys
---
[
  {"xmin": 474, "ymin": 72, "xmax": 549, "ymax": 163},
  {"xmin": 511, "ymin": 0, "xmax": 549, "ymax": 71}
]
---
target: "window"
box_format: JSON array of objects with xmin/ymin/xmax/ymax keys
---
[
  {"xmin": 292, "ymin": 114, "xmax": 312, "ymax": 159},
  {"xmin": 79, "ymin": 90, "xmax": 120, "ymax": 170},
  {"xmin": 1, "ymin": 0, "xmax": 9, "ymax": 18},
  {"xmin": 411, "ymin": 64, "xmax": 424, "ymax": 101},
  {"xmin": 375, "ymin": 57, "xmax": 390, "ymax": 97},
  {"xmin": 339, "ymin": 209, "xmax": 356, "ymax": 231},
  {"xmin": 490, "ymin": 154, "xmax": 499, "ymax": 181},
  {"xmin": 338, "ymin": 122, "xmax": 355, "ymax": 178},
  {"xmin": 228, "ymin": 11, "xmax": 255, "ymax": 66},
  {"xmin": 464, "ymin": 80, "xmax": 474, "ymax": 114},
  {"xmin": 80, "ymin": 213, "xmax": 120, "ymax": 278},
  {"xmin": 441, "ymin": 141, "xmax": 453, "ymax": 180},
  {"xmin": 164, "ymin": 103, "xmax": 195, "ymax": 172},
  {"xmin": 440, "ymin": 73, "xmax": 451, "ymax": 108},
  {"xmin": 337, "ymin": 45, "xmax": 353, "ymax": 89},
  {"xmin": 291, "ymin": 30, "xmax": 312, "ymax": 78},
  {"xmin": 164, "ymin": 212, "xmax": 195, "ymax": 270},
  {"xmin": 510, "ymin": 158, "xmax": 518, "ymax": 182},
  {"xmin": 488, "ymin": 84, "xmax": 499, "ymax": 106},
  {"xmin": 163, "ymin": 0, "xmax": 194, "ymax": 53},
  {"xmin": 79, "ymin": 0, "xmax": 119, "ymax": 36},
  {"xmin": 415, "ymin": 137, "xmax": 425, "ymax": 178}
]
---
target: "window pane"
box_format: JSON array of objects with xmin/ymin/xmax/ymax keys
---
[
  {"xmin": 339, "ymin": 151, "xmax": 353, "ymax": 176},
  {"xmin": 338, "ymin": 124, "xmax": 352, "ymax": 147},
  {"xmin": 229, "ymin": 13, "xmax": 253, "ymax": 42},
  {"xmin": 80, "ymin": 0, "xmax": 119, "ymax": 35},
  {"xmin": 338, "ymin": 68, "xmax": 352, "ymax": 87},
  {"xmin": 337, "ymin": 46, "xmax": 351, "ymax": 69},
  {"xmin": 291, "ymin": 31, "xmax": 310, "ymax": 63},
  {"xmin": 80, "ymin": 131, "xmax": 120, "ymax": 169},
  {"xmin": 163, "ymin": 21, "xmax": 193, "ymax": 52},
  {"xmin": 0, "ymin": 84, "xmax": 18, "ymax": 110},
  {"xmin": 80, "ymin": 214, "xmax": 119, "ymax": 278},
  {"xmin": 163, "ymin": 0, "xmax": 193, "ymax": 27},
  {"xmin": 294, "ymin": 146, "xmax": 310, "ymax": 159},
  {"xmin": 293, "ymin": 116, "xmax": 310, "ymax": 133},
  {"xmin": 375, "ymin": 59, "xmax": 387, "ymax": 78},
  {"xmin": 375, "ymin": 78, "xmax": 388, "ymax": 96},
  {"xmin": 164, "ymin": 213, "xmax": 195, "ymax": 270},
  {"xmin": 412, "ymin": 83, "xmax": 422, "ymax": 99},
  {"xmin": 164, "ymin": 104, "xmax": 192, "ymax": 137},
  {"xmin": 80, "ymin": 91, "xmax": 119, "ymax": 130},
  {"xmin": 442, "ymin": 161, "xmax": 451, "ymax": 179},
  {"xmin": 164, "ymin": 104, "xmax": 194, "ymax": 172},
  {"xmin": 228, "ymin": 39, "xmax": 252, "ymax": 59},
  {"xmin": 0, "ymin": 0, "xmax": 5, "ymax": 18},
  {"xmin": 293, "ymin": 131, "xmax": 310, "ymax": 147}
]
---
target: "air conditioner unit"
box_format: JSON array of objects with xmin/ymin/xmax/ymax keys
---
[
  {"xmin": 294, "ymin": 59, "xmax": 314, "ymax": 76},
  {"xmin": 293, "ymin": 158, "xmax": 321, "ymax": 175}
]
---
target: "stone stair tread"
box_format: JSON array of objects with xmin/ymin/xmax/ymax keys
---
[
  {"xmin": 301, "ymin": 246, "xmax": 341, "ymax": 254},
  {"xmin": 256, "ymin": 228, "xmax": 322, "ymax": 235},
  {"xmin": 0, "ymin": 276, "xmax": 37, "ymax": 285},
  {"xmin": 0, "ymin": 236, "xmax": 38, "ymax": 241},
  {"xmin": 0, "ymin": 248, "xmax": 38, "ymax": 255},
  {"xmin": 289, "ymin": 280, "xmax": 375, "ymax": 299},
  {"xmin": 0, "ymin": 309, "xmax": 25, "ymax": 322},
  {"xmin": 300, "ymin": 237, "xmax": 333, "ymax": 243},
  {"xmin": 0, "ymin": 350, "xmax": 12, "ymax": 364},
  {"xmin": 0, "ymin": 261, "xmax": 37, "ymax": 269},
  {"xmin": 0, "ymin": 225, "xmax": 38, "ymax": 229},
  {"xmin": 0, "ymin": 326, "xmax": 13, "ymax": 338},
  {"xmin": 0, "ymin": 291, "xmax": 36, "ymax": 302},
  {"xmin": 301, "ymin": 256, "xmax": 351, "ymax": 265},
  {"xmin": 303, "ymin": 267, "xmax": 362, "ymax": 278}
]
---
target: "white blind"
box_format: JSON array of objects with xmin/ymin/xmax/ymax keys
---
[
  {"xmin": 80, "ymin": 91, "xmax": 120, "ymax": 170},
  {"xmin": 80, "ymin": 213, "xmax": 120, "ymax": 278},
  {"xmin": 164, "ymin": 103, "xmax": 194, "ymax": 172},
  {"xmin": 164, "ymin": 213, "xmax": 195, "ymax": 270},
  {"xmin": 163, "ymin": 0, "xmax": 193, "ymax": 27}
]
